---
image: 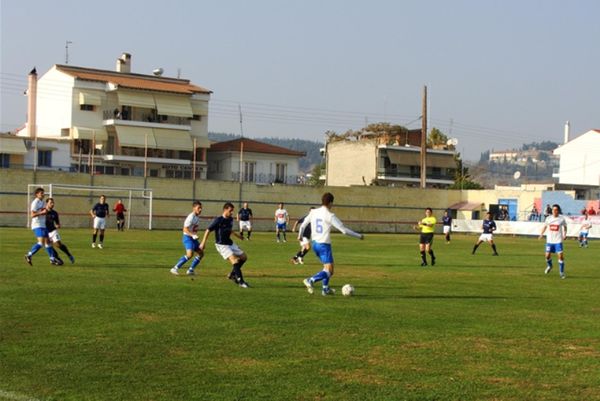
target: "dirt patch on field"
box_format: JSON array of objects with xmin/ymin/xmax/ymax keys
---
[{"xmin": 331, "ymin": 368, "xmax": 388, "ymax": 385}]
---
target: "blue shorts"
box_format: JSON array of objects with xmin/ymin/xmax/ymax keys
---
[
  {"xmin": 183, "ymin": 235, "xmax": 200, "ymax": 251},
  {"xmin": 579, "ymin": 232, "xmax": 589, "ymax": 239},
  {"xmin": 545, "ymin": 243, "xmax": 564, "ymax": 254},
  {"xmin": 32, "ymin": 227, "xmax": 48, "ymax": 238},
  {"xmin": 276, "ymin": 223, "xmax": 287, "ymax": 230},
  {"xmin": 312, "ymin": 241, "xmax": 334, "ymax": 264}
]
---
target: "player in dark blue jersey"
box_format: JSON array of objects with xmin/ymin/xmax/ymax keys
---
[
  {"xmin": 46, "ymin": 198, "xmax": 74, "ymax": 264},
  {"xmin": 291, "ymin": 207, "xmax": 315, "ymax": 264},
  {"xmin": 90, "ymin": 195, "xmax": 110, "ymax": 248},
  {"xmin": 200, "ymin": 202, "xmax": 250, "ymax": 288},
  {"xmin": 442, "ymin": 210, "xmax": 452, "ymax": 243},
  {"xmin": 237, "ymin": 202, "xmax": 253, "ymax": 240},
  {"xmin": 472, "ymin": 212, "xmax": 499, "ymax": 255}
]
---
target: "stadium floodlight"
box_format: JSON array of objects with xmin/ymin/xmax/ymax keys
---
[{"xmin": 26, "ymin": 183, "xmax": 153, "ymax": 230}]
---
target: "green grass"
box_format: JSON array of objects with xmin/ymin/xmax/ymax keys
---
[{"xmin": 1, "ymin": 228, "xmax": 599, "ymax": 401}]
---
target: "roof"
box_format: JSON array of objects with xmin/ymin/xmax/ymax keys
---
[
  {"xmin": 55, "ymin": 64, "xmax": 212, "ymax": 95},
  {"xmin": 554, "ymin": 129, "xmax": 600, "ymax": 154},
  {"xmin": 447, "ymin": 201, "xmax": 484, "ymax": 210},
  {"xmin": 209, "ymin": 138, "xmax": 306, "ymax": 157}
]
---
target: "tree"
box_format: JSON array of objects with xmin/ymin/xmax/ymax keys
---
[
  {"xmin": 427, "ymin": 127, "xmax": 450, "ymax": 148},
  {"xmin": 306, "ymin": 162, "xmax": 325, "ymax": 187},
  {"xmin": 449, "ymin": 153, "xmax": 484, "ymax": 189}
]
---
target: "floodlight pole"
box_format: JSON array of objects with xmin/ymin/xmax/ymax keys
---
[{"xmin": 420, "ymin": 85, "xmax": 428, "ymax": 189}]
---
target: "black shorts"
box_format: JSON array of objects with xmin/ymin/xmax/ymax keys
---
[
  {"xmin": 419, "ymin": 233, "xmax": 434, "ymax": 245},
  {"xmin": 116, "ymin": 213, "xmax": 125, "ymax": 220}
]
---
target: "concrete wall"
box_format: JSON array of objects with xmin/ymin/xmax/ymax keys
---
[
  {"xmin": 0, "ymin": 168, "xmax": 462, "ymax": 232},
  {"xmin": 35, "ymin": 68, "xmax": 74, "ymax": 137},
  {"xmin": 326, "ymin": 139, "xmax": 378, "ymax": 186}
]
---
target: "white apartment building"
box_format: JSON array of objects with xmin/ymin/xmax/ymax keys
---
[
  {"xmin": 17, "ymin": 53, "xmax": 212, "ymax": 178},
  {"xmin": 553, "ymin": 129, "xmax": 600, "ymax": 194}
]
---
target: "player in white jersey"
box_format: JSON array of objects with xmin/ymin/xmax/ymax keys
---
[
  {"xmin": 539, "ymin": 204, "xmax": 568, "ymax": 279},
  {"xmin": 578, "ymin": 214, "xmax": 592, "ymax": 248},
  {"xmin": 170, "ymin": 201, "xmax": 204, "ymax": 276},
  {"xmin": 25, "ymin": 187, "xmax": 61, "ymax": 266},
  {"xmin": 274, "ymin": 202, "xmax": 289, "ymax": 242},
  {"xmin": 299, "ymin": 192, "xmax": 363, "ymax": 296}
]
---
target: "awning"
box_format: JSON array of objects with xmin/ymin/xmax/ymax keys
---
[
  {"xmin": 428, "ymin": 153, "xmax": 456, "ymax": 169},
  {"xmin": 78, "ymin": 91, "xmax": 102, "ymax": 106},
  {"xmin": 153, "ymin": 128, "xmax": 193, "ymax": 150},
  {"xmin": 448, "ymin": 202, "xmax": 484, "ymax": 210},
  {"xmin": 190, "ymin": 135, "xmax": 211, "ymax": 148},
  {"xmin": 190, "ymin": 100, "xmax": 209, "ymax": 116},
  {"xmin": 72, "ymin": 127, "xmax": 108, "ymax": 141},
  {"xmin": 117, "ymin": 91, "xmax": 156, "ymax": 109},
  {"xmin": 387, "ymin": 150, "xmax": 421, "ymax": 166},
  {"xmin": 115, "ymin": 126, "xmax": 156, "ymax": 148},
  {"xmin": 154, "ymin": 94, "xmax": 194, "ymax": 117},
  {"xmin": 0, "ymin": 136, "xmax": 27, "ymax": 154}
]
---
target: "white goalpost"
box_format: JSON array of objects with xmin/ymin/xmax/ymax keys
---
[{"xmin": 26, "ymin": 183, "xmax": 153, "ymax": 230}]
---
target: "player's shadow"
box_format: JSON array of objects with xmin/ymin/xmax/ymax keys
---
[{"xmin": 354, "ymin": 294, "xmax": 536, "ymax": 300}]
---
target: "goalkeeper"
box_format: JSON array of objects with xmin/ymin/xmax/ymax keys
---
[{"xmin": 170, "ymin": 200, "xmax": 205, "ymax": 276}]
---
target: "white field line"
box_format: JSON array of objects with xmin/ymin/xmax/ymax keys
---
[{"xmin": 0, "ymin": 390, "xmax": 44, "ymax": 401}]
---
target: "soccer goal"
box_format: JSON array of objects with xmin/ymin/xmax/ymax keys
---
[{"xmin": 26, "ymin": 183, "xmax": 153, "ymax": 230}]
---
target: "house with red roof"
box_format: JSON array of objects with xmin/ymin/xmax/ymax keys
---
[
  {"xmin": 15, "ymin": 53, "xmax": 212, "ymax": 178},
  {"xmin": 207, "ymin": 138, "xmax": 305, "ymax": 185}
]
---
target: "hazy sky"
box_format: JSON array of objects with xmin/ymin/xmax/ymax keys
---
[{"xmin": 1, "ymin": 0, "xmax": 598, "ymax": 160}]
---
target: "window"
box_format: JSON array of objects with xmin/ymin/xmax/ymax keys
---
[
  {"xmin": 38, "ymin": 150, "xmax": 52, "ymax": 167},
  {"xmin": 244, "ymin": 162, "xmax": 256, "ymax": 182},
  {"xmin": 191, "ymin": 114, "xmax": 202, "ymax": 121},
  {"xmin": 80, "ymin": 104, "xmax": 95, "ymax": 111},
  {"xmin": 0, "ymin": 154, "xmax": 9, "ymax": 168},
  {"xmin": 275, "ymin": 163, "xmax": 286, "ymax": 183}
]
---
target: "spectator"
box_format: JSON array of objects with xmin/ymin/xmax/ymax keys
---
[
  {"xmin": 588, "ymin": 207, "xmax": 597, "ymax": 215},
  {"xmin": 529, "ymin": 206, "xmax": 539, "ymax": 221},
  {"xmin": 544, "ymin": 204, "xmax": 552, "ymax": 220}
]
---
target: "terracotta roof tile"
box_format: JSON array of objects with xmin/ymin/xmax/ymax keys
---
[
  {"xmin": 209, "ymin": 138, "xmax": 305, "ymax": 157},
  {"xmin": 55, "ymin": 64, "xmax": 211, "ymax": 95}
]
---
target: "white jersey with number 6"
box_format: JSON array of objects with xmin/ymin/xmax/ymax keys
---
[
  {"xmin": 299, "ymin": 205, "xmax": 361, "ymax": 244},
  {"xmin": 544, "ymin": 215, "xmax": 567, "ymax": 244}
]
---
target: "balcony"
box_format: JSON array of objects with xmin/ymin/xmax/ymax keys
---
[
  {"xmin": 103, "ymin": 115, "xmax": 191, "ymax": 132},
  {"xmin": 377, "ymin": 167, "xmax": 455, "ymax": 184}
]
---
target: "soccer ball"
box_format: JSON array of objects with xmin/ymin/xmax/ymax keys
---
[{"xmin": 341, "ymin": 284, "xmax": 355, "ymax": 297}]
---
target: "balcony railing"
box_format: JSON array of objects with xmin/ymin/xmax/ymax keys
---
[
  {"xmin": 377, "ymin": 168, "xmax": 455, "ymax": 181},
  {"xmin": 229, "ymin": 172, "xmax": 303, "ymax": 185}
]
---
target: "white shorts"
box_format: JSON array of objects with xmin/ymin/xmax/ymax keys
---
[
  {"xmin": 93, "ymin": 217, "xmax": 106, "ymax": 230},
  {"xmin": 478, "ymin": 233, "xmax": 493, "ymax": 242},
  {"xmin": 215, "ymin": 243, "xmax": 244, "ymax": 260},
  {"xmin": 299, "ymin": 237, "xmax": 310, "ymax": 247},
  {"xmin": 443, "ymin": 225, "xmax": 451, "ymax": 234},
  {"xmin": 48, "ymin": 230, "xmax": 61, "ymax": 243},
  {"xmin": 239, "ymin": 221, "xmax": 252, "ymax": 231}
]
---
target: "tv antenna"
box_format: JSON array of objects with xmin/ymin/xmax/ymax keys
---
[{"xmin": 65, "ymin": 41, "xmax": 73, "ymax": 64}]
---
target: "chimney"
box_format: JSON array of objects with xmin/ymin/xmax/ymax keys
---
[
  {"xmin": 27, "ymin": 67, "xmax": 37, "ymax": 139},
  {"xmin": 563, "ymin": 120, "xmax": 570, "ymax": 144},
  {"xmin": 116, "ymin": 52, "xmax": 131, "ymax": 73}
]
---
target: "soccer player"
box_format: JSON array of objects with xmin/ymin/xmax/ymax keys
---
[
  {"xmin": 45, "ymin": 197, "xmax": 75, "ymax": 264},
  {"xmin": 540, "ymin": 204, "xmax": 568, "ymax": 279},
  {"xmin": 113, "ymin": 199, "xmax": 127, "ymax": 231},
  {"xmin": 274, "ymin": 202, "xmax": 289, "ymax": 242},
  {"xmin": 472, "ymin": 212, "xmax": 499, "ymax": 256},
  {"xmin": 415, "ymin": 207, "xmax": 437, "ymax": 266},
  {"xmin": 170, "ymin": 200, "xmax": 204, "ymax": 276},
  {"xmin": 25, "ymin": 187, "xmax": 61, "ymax": 266},
  {"xmin": 579, "ymin": 213, "xmax": 592, "ymax": 248},
  {"xmin": 291, "ymin": 207, "xmax": 315, "ymax": 265},
  {"xmin": 90, "ymin": 195, "xmax": 109, "ymax": 248},
  {"xmin": 237, "ymin": 202, "xmax": 253, "ymax": 240},
  {"xmin": 300, "ymin": 193, "xmax": 363, "ymax": 296},
  {"xmin": 200, "ymin": 202, "xmax": 250, "ymax": 288},
  {"xmin": 442, "ymin": 210, "xmax": 452, "ymax": 244}
]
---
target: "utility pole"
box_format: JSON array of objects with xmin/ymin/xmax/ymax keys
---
[{"xmin": 420, "ymin": 85, "xmax": 428, "ymax": 189}]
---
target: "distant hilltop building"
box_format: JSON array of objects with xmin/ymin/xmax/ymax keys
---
[{"xmin": 488, "ymin": 148, "xmax": 558, "ymax": 167}]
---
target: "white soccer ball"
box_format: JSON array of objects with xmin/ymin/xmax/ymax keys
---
[{"xmin": 342, "ymin": 284, "xmax": 355, "ymax": 297}]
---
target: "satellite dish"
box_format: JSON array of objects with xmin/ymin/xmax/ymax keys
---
[
  {"xmin": 152, "ymin": 68, "xmax": 164, "ymax": 76},
  {"xmin": 446, "ymin": 138, "xmax": 458, "ymax": 146},
  {"xmin": 513, "ymin": 171, "xmax": 521, "ymax": 180}
]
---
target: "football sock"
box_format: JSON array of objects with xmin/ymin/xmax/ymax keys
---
[
  {"xmin": 492, "ymin": 244, "xmax": 498, "ymax": 254},
  {"xmin": 283, "ymin": 232, "xmax": 287, "ymax": 240},
  {"xmin": 92, "ymin": 233, "xmax": 97, "ymax": 243},
  {"xmin": 559, "ymin": 260, "xmax": 565, "ymax": 274},
  {"xmin": 276, "ymin": 232, "xmax": 280, "ymax": 240},
  {"xmin": 428, "ymin": 250, "xmax": 435, "ymax": 261},
  {"xmin": 44, "ymin": 245, "xmax": 55, "ymax": 258},
  {"xmin": 99, "ymin": 234, "xmax": 104, "ymax": 243},
  {"xmin": 310, "ymin": 270, "xmax": 328, "ymax": 283},
  {"xmin": 546, "ymin": 258, "xmax": 553, "ymax": 268},
  {"xmin": 472, "ymin": 244, "xmax": 479, "ymax": 254},
  {"xmin": 300, "ymin": 249, "xmax": 309, "ymax": 257},
  {"xmin": 420, "ymin": 251, "xmax": 427, "ymax": 264},
  {"xmin": 190, "ymin": 255, "xmax": 202, "ymax": 270},
  {"xmin": 28, "ymin": 242, "xmax": 42, "ymax": 256},
  {"xmin": 248, "ymin": 231, "xmax": 252, "ymax": 239},
  {"xmin": 59, "ymin": 244, "xmax": 72, "ymax": 258},
  {"xmin": 445, "ymin": 234, "xmax": 450, "ymax": 242},
  {"xmin": 175, "ymin": 255, "xmax": 189, "ymax": 268},
  {"xmin": 322, "ymin": 270, "xmax": 332, "ymax": 289},
  {"xmin": 232, "ymin": 262, "xmax": 244, "ymax": 282}
]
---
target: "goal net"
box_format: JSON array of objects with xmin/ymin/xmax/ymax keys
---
[{"xmin": 26, "ymin": 183, "xmax": 153, "ymax": 230}]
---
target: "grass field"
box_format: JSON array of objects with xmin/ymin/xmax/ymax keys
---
[{"xmin": 1, "ymin": 227, "xmax": 599, "ymax": 401}]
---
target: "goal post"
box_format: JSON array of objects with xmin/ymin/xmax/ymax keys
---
[{"xmin": 26, "ymin": 183, "xmax": 153, "ymax": 230}]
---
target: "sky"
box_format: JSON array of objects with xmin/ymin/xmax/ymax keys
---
[{"xmin": 1, "ymin": 0, "xmax": 598, "ymax": 160}]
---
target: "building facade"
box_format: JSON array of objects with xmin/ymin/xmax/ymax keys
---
[
  {"xmin": 207, "ymin": 138, "xmax": 305, "ymax": 185},
  {"xmin": 553, "ymin": 129, "xmax": 600, "ymax": 198},
  {"xmin": 16, "ymin": 53, "xmax": 212, "ymax": 179}
]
